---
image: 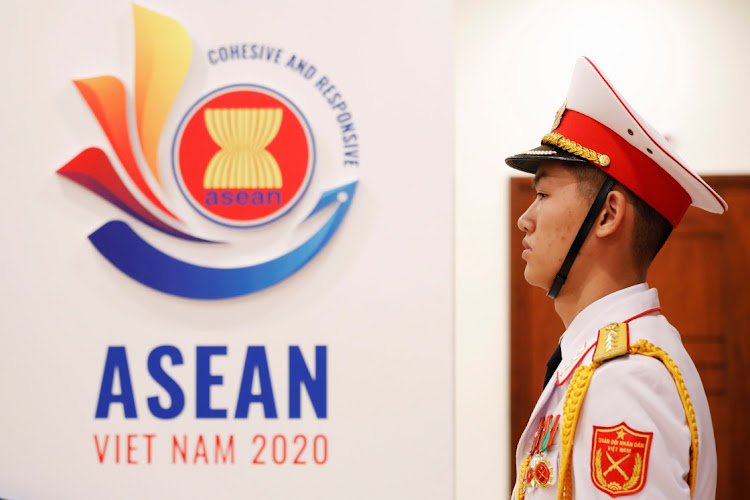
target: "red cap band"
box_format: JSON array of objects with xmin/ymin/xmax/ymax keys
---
[{"xmin": 554, "ymin": 109, "xmax": 691, "ymax": 226}]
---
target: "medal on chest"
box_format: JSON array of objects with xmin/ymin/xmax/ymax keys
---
[{"xmin": 519, "ymin": 414, "xmax": 560, "ymax": 495}]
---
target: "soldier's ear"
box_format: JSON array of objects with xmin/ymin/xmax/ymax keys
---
[{"xmin": 595, "ymin": 190, "xmax": 628, "ymax": 238}]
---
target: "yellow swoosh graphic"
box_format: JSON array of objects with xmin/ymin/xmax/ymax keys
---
[{"xmin": 133, "ymin": 4, "xmax": 192, "ymax": 185}]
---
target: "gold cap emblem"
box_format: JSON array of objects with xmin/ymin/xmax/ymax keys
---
[{"xmin": 551, "ymin": 99, "xmax": 567, "ymax": 131}]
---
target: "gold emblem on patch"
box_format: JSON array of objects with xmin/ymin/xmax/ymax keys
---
[
  {"xmin": 593, "ymin": 323, "xmax": 628, "ymax": 362},
  {"xmin": 551, "ymin": 98, "xmax": 567, "ymax": 131}
]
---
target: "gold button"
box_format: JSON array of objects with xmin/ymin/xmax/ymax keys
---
[{"xmin": 599, "ymin": 155, "xmax": 610, "ymax": 167}]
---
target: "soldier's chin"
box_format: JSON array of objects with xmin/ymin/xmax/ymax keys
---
[{"xmin": 523, "ymin": 266, "xmax": 551, "ymax": 291}]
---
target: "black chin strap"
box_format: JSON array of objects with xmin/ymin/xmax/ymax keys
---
[{"xmin": 547, "ymin": 176, "xmax": 616, "ymax": 299}]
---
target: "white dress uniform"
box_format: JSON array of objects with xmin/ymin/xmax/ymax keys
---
[
  {"xmin": 504, "ymin": 57, "xmax": 726, "ymax": 499},
  {"xmin": 510, "ymin": 284, "xmax": 717, "ymax": 499}
]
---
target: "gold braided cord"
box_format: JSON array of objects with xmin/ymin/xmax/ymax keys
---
[
  {"xmin": 557, "ymin": 362, "xmax": 600, "ymax": 499},
  {"xmin": 516, "ymin": 455, "xmax": 532, "ymax": 500},
  {"xmin": 629, "ymin": 339, "xmax": 699, "ymax": 497},
  {"xmin": 556, "ymin": 340, "xmax": 699, "ymax": 499},
  {"xmin": 541, "ymin": 132, "xmax": 611, "ymax": 168}
]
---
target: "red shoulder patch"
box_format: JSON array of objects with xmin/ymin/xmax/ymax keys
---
[{"xmin": 590, "ymin": 422, "xmax": 653, "ymax": 497}]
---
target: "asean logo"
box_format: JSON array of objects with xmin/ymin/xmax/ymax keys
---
[
  {"xmin": 174, "ymin": 85, "xmax": 314, "ymax": 228},
  {"xmin": 56, "ymin": 6, "xmax": 358, "ymax": 300}
]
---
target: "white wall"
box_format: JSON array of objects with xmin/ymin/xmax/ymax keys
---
[
  {"xmin": 455, "ymin": 0, "xmax": 750, "ymax": 498},
  {"xmin": 0, "ymin": 1, "xmax": 454, "ymax": 499}
]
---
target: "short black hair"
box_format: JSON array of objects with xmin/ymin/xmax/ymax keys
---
[{"xmin": 569, "ymin": 163, "xmax": 672, "ymax": 269}]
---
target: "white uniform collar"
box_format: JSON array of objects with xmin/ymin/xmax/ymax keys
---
[{"xmin": 556, "ymin": 283, "xmax": 660, "ymax": 384}]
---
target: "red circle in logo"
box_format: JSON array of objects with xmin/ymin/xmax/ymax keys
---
[{"xmin": 174, "ymin": 85, "xmax": 314, "ymax": 227}]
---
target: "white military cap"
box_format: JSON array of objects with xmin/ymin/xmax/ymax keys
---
[{"xmin": 506, "ymin": 57, "xmax": 727, "ymax": 227}]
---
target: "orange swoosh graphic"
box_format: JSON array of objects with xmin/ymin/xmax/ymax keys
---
[{"xmin": 73, "ymin": 76, "xmax": 179, "ymax": 220}]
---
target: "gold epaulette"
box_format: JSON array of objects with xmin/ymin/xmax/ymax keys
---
[
  {"xmin": 555, "ymin": 330, "xmax": 699, "ymax": 499},
  {"xmin": 592, "ymin": 323, "xmax": 628, "ymax": 362}
]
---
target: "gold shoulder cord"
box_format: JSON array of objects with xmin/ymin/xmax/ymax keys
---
[{"xmin": 555, "ymin": 339, "xmax": 699, "ymax": 499}]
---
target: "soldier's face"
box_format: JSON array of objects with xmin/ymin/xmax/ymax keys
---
[{"xmin": 517, "ymin": 163, "xmax": 590, "ymax": 292}]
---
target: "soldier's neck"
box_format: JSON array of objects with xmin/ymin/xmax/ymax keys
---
[{"xmin": 553, "ymin": 272, "xmax": 645, "ymax": 329}]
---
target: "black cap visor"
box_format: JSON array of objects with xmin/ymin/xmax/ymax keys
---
[{"xmin": 504, "ymin": 144, "xmax": 589, "ymax": 174}]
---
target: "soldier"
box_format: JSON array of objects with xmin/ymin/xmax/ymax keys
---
[{"xmin": 506, "ymin": 57, "xmax": 722, "ymax": 499}]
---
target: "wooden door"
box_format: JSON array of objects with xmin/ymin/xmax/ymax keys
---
[{"xmin": 509, "ymin": 176, "xmax": 750, "ymax": 498}]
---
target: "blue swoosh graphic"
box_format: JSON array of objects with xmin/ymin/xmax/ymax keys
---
[{"xmin": 88, "ymin": 182, "xmax": 358, "ymax": 299}]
